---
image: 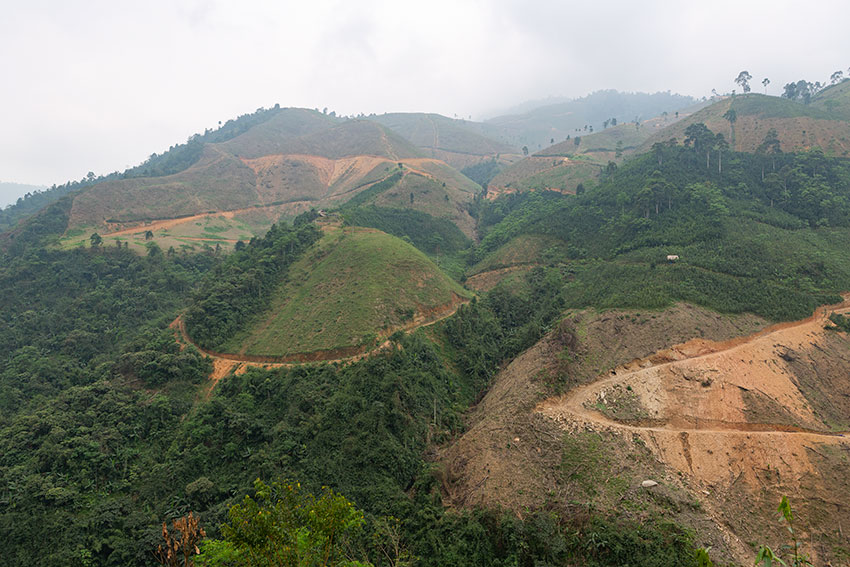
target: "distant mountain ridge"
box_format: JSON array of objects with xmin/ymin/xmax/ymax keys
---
[
  {"xmin": 484, "ymin": 90, "xmax": 698, "ymax": 150},
  {"xmin": 0, "ymin": 182, "xmax": 46, "ymax": 208},
  {"xmin": 487, "ymin": 88, "xmax": 850, "ymax": 199}
]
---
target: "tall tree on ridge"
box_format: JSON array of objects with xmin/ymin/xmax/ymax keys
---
[
  {"xmin": 684, "ymin": 122, "xmax": 715, "ymax": 169},
  {"xmin": 735, "ymin": 71, "xmax": 753, "ymax": 93}
]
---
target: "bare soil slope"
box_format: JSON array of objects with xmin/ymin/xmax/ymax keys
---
[
  {"xmin": 63, "ymin": 114, "xmax": 483, "ymax": 247},
  {"xmin": 640, "ymin": 94, "xmax": 850, "ymax": 156},
  {"xmin": 439, "ymin": 301, "xmax": 850, "ymax": 564}
]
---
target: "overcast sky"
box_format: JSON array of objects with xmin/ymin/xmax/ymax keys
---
[{"xmin": 2, "ymin": 0, "xmax": 850, "ymax": 188}]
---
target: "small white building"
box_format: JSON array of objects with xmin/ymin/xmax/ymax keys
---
[{"xmin": 666, "ymin": 255, "xmax": 679, "ymax": 262}]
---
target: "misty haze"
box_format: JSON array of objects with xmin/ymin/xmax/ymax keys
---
[{"xmin": 3, "ymin": 2, "xmax": 850, "ymax": 566}]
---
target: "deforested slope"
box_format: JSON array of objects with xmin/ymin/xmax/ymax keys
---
[
  {"xmin": 59, "ymin": 111, "xmax": 484, "ymax": 246},
  {"xmin": 487, "ymin": 105, "xmax": 701, "ymax": 197},
  {"xmin": 222, "ymin": 118, "xmax": 423, "ymax": 160},
  {"xmin": 485, "ymin": 90, "xmax": 698, "ymax": 150},
  {"xmin": 640, "ymin": 93, "xmax": 850, "ymax": 156}
]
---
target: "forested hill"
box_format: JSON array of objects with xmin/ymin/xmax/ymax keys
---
[
  {"xmin": 474, "ymin": 123, "xmax": 850, "ymax": 321},
  {"xmin": 6, "ymin": 101, "xmax": 850, "ymax": 565}
]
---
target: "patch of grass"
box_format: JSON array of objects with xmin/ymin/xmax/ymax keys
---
[
  {"xmin": 225, "ymin": 226, "xmax": 471, "ymax": 356},
  {"xmin": 591, "ymin": 383, "xmax": 651, "ymax": 423},
  {"xmin": 470, "ymin": 234, "xmax": 569, "ymax": 275},
  {"xmin": 561, "ymin": 432, "xmax": 611, "ymax": 497},
  {"xmin": 340, "ymin": 170, "xmax": 404, "ymax": 210}
]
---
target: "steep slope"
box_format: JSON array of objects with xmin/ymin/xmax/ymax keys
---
[
  {"xmin": 208, "ymin": 225, "xmax": 471, "ymax": 359},
  {"xmin": 538, "ymin": 302, "xmax": 850, "ymax": 565},
  {"xmin": 810, "ymin": 79, "xmax": 850, "ymax": 120},
  {"xmin": 213, "ymin": 107, "xmax": 339, "ymax": 157},
  {"xmin": 438, "ymin": 304, "xmax": 770, "ymax": 562},
  {"xmin": 440, "ymin": 298, "xmax": 850, "ymax": 565},
  {"xmin": 639, "ymin": 93, "xmax": 850, "ymax": 156},
  {"xmin": 0, "ymin": 182, "xmax": 46, "ymax": 208},
  {"xmin": 465, "ymin": 234, "xmax": 569, "ymax": 291},
  {"xmin": 222, "ymin": 117, "xmax": 422, "ymax": 160},
  {"xmin": 60, "ymin": 112, "xmax": 483, "ymax": 247},
  {"xmin": 490, "ymin": 93, "xmax": 850, "ymax": 199},
  {"xmin": 487, "ymin": 103, "xmax": 706, "ymax": 197},
  {"xmin": 68, "ymin": 145, "xmax": 257, "ymax": 228}
]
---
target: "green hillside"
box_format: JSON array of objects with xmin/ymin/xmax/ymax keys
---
[
  {"xmin": 219, "ymin": 226, "xmax": 470, "ymax": 357},
  {"xmin": 469, "ymin": 233, "xmax": 569, "ymax": 275},
  {"xmin": 476, "ymin": 141, "xmax": 850, "ymax": 321},
  {"xmin": 486, "ymin": 155, "xmax": 598, "ymax": 195},
  {"xmin": 11, "ymin": 118, "xmax": 850, "ymax": 566},
  {"xmin": 811, "ymin": 79, "xmax": 850, "ymax": 120}
]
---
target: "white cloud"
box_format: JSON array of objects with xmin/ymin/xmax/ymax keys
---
[{"xmin": 1, "ymin": 0, "xmax": 849, "ymax": 185}]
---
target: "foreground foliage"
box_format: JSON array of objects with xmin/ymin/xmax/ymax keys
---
[{"xmin": 197, "ymin": 479, "xmax": 370, "ymax": 567}]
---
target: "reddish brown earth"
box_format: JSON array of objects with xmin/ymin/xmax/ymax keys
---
[
  {"xmin": 538, "ymin": 300, "xmax": 850, "ymax": 563},
  {"xmin": 101, "ymin": 207, "xmax": 259, "ymax": 237},
  {"xmin": 439, "ymin": 301, "xmax": 850, "ymax": 565}
]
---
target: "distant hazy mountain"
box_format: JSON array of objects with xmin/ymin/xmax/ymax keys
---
[
  {"xmin": 482, "ymin": 95, "xmax": 576, "ymax": 119},
  {"xmin": 0, "ymin": 182, "xmax": 46, "ymax": 208},
  {"xmin": 483, "ymin": 90, "xmax": 698, "ymax": 150}
]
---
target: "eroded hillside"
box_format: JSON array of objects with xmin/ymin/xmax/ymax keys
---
[
  {"xmin": 440, "ymin": 301, "xmax": 850, "ymax": 565},
  {"xmin": 60, "ymin": 110, "xmax": 485, "ymax": 251}
]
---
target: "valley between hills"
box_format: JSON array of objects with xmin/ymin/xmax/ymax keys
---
[{"xmin": 5, "ymin": 84, "xmax": 850, "ymax": 566}]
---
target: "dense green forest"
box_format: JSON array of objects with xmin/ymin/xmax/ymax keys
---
[
  {"xmin": 5, "ymin": 127, "xmax": 850, "ymax": 565},
  {"xmin": 182, "ymin": 219, "xmax": 321, "ymax": 350},
  {"xmin": 341, "ymin": 206, "xmax": 470, "ymax": 254},
  {"xmin": 473, "ymin": 127, "xmax": 850, "ymax": 321}
]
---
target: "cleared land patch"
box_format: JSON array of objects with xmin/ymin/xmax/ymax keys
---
[{"xmin": 537, "ymin": 298, "xmax": 850, "ymax": 565}]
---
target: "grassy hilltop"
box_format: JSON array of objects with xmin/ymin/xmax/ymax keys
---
[{"xmin": 217, "ymin": 225, "xmax": 470, "ymax": 357}]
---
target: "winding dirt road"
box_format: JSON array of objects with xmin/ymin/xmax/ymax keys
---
[
  {"xmin": 538, "ymin": 297, "xmax": 850, "ymax": 441},
  {"xmin": 537, "ymin": 298, "xmax": 850, "ymax": 563},
  {"xmin": 172, "ymin": 294, "xmax": 470, "ymax": 394}
]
